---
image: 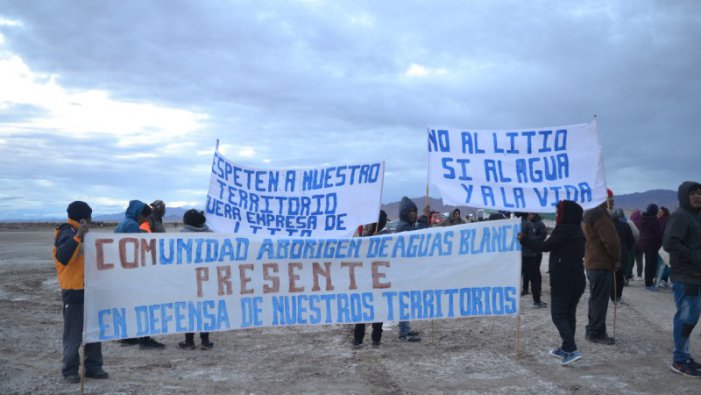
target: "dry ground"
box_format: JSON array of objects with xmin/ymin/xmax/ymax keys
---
[{"xmin": 0, "ymin": 228, "xmax": 698, "ymax": 394}]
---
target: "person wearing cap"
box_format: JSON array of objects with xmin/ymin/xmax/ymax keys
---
[
  {"xmin": 177, "ymin": 209, "xmax": 215, "ymax": 350},
  {"xmin": 582, "ymin": 188, "xmax": 620, "ymax": 345},
  {"xmin": 53, "ymin": 201, "xmax": 109, "ymax": 383},
  {"xmin": 115, "ymin": 200, "xmax": 166, "ymax": 349}
]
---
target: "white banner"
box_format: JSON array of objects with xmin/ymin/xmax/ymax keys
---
[
  {"xmin": 427, "ymin": 121, "xmax": 607, "ymax": 212},
  {"xmin": 83, "ymin": 219, "xmax": 521, "ymax": 343},
  {"xmin": 205, "ymin": 151, "xmax": 384, "ymax": 237}
]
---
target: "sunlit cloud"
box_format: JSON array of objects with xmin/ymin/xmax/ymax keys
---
[{"xmin": 403, "ymin": 63, "xmax": 448, "ymax": 78}]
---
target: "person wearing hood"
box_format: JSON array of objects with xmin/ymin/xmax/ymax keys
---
[
  {"xmin": 115, "ymin": 200, "xmax": 166, "ymax": 349},
  {"xmin": 394, "ymin": 197, "xmax": 430, "ymax": 342},
  {"xmin": 639, "ymin": 203, "xmax": 664, "ymax": 289},
  {"xmin": 663, "ymin": 181, "xmax": 701, "ymax": 377},
  {"xmin": 610, "ymin": 208, "xmax": 634, "ymax": 303},
  {"xmin": 582, "ymin": 188, "xmax": 620, "ymax": 345},
  {"xmin": 518, "ymin": 200, "xmax": 586, "ymax": 365},
  {"xmin": 53, "ymin": 201, "xmax": 109, "ymax": 383},
  {"xmin": 520, "ymin": 213, "xmax": 548, "ymax": 307},
  {"xmin": 178, "ymin": 209, "xmax": 216, "ymax": 350},
  {"xmin": 140, "ymin": 200, "xmax": 167, "ymax": 233}
]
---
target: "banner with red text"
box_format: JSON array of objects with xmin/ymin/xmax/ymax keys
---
[{"xmin": 83, "ymin": 219, "xmax": 521, "ymax": 343}]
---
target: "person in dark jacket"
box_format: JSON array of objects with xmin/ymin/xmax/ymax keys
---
[
  {"xmin": 140, "ymin": 200, "xmax": 167, "ymax": 233},
  {"xmin": 582, "ymin": 189, "xmax": 620, "ymax": 345},
  {"xmin": 115, "ymin": 200, "xmax": 166, "ymax": 349},
  {"xmin": 630, "ymin": 209, "xmax": 644, "ymax": 279},
  {"xmin": 442, "ymin": 208, "xmax": 466, "ymax": 226},
  {"xmin": 664, "ymin": 181, "xmax": 701, "ymax": 377},
  {"xmin": 519, "ymin": 200, "xmax": 585, "ymax": 365},
  {"xmin": 610, "ymin": 208, "xmax": 634, "ymax": 303},
  {"xmin": 178, "ymin": 209, "xmax": 215, "ymax": 350},
  {"xmin": 639, "ymin": 204, "xmax": 663, "ymax": 289},
  {"xmin": 53, "ymin": 201, "xmax": 109, "ymax": 383},
  {"xmin": 520, "ymin": 213, "xmax": 548, "ymax": 307},
  {"xmin": 353, "ymin": 210, "xmax": 389, "ymax": 348},
  {"xmin": 394, "ymin": 197, "xmax": 430, "ymax": 342}
]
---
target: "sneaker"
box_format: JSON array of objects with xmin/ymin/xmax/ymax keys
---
[
  {"xmin": 63, "ymin": 373, "xmax": 80, "ymax": 384},
  {"xmin": 670, "ymin": 361, "xmax": 701, "ymax": 378},
  {"xmin": 178, "ymin": 341, "xmax": 195, "ymax": 350},
  {"xmin": 646, "ymin": 286, "xmax": 659, "ymax": 292},
  {"xmin": 687, "ymin": 358, "xmax": 701, "ymax": 370},
  {"xmin": 118, "ymin": 338, "xmax": 140, "ymax": 346},
  {"xmin": 399, "ymin": 334, "xmax": 421, "ymax": 342},
  {"xmin": 200, "ymin": 340, "xmax": 214, "ymax": 350},
  {"xmin": 352, "ymin": 341, "xmax": 362, "ymax": 349},
  {"xmin": 588, "ymin": 335, "xmax": 615, "ymax": 345},
  {"xmin": 549, "ymin": 348, "xmax": 567, "ymax": 359},
  {"xmin": 139, "ymin": 338, "xmax": 166, "ymax": 349},
  {"xmin": 534, "ymin": 301, "xmax": 548, "ymax": 308},
  {"xmin": 85, "ymin": 369, "xmax": 109, "ymax": 379},
  {"xmin": 562, "ymin": 351, "xmax": 582, "ymax": 366}
]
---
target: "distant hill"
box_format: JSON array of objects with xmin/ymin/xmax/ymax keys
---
[{"xmin": 93, "ymin": 206, "xmax": 193, "ymax": 223}]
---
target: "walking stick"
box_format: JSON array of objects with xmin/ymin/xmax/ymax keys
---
[{"xmin": 613, "ymin": 270, "xmax": 617, "ymax": 338}]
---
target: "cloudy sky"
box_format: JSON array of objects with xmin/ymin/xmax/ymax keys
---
[{"xmin": 0, "ymin": 1, "xmax": 699, "ymax": 220}]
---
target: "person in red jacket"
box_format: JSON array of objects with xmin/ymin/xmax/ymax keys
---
[{"xmin": 53, "ymin": 201, "xmax": 109, "ymax": 383}]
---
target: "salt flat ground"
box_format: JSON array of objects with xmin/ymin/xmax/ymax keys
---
[{"xmin": 0, "ymin": 228, "xmax": 698, "ymax": 394}]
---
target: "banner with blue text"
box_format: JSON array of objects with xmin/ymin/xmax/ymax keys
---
[
  {"xmin": 427, "ymin": 122, "xmax": 607, "ymax": 212},
  {"xmin": 205, "ymin": 151, "xmax": 384, "ymax": 237},
  {"xmin": 83, "ymin": 219, "xmax": 521, "ymax": 343}
]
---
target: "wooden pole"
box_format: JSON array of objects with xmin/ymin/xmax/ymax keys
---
[{"xmin": 515, "ymin": 314, "xmax": 521, "ymax": 361}]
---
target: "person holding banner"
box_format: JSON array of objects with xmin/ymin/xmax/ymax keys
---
[
  {"xmin": 582, "ymin": 189, "xmax": 620, "ymax": 346},
  {"xmin": 518, "ymin": 200, "xmax": 586, "ymax": 365},
  {"xmin": 353, "ymin": 210, "xmax": 389, "ymax": 348},
  {"xmin": 663, "ymin": 181, "xmax": 701, "ymax": 378},
  {"xmin": 394, "ymin": 197, "xmax": 430, "ymax": 342},
  {"xmin": 115, "ymin": 200, "xmax": 167, "ymax": 350},
  {"xmin": 53, "ymin": 201, "xmax": 108, "ymax": 383},
  {"xmin": 519, "ymin": 213, "xmax": 548, "ymax": 308},
  {"xmin": 178, "ymin": 209, "xmax": 215, "ymax": 350}
]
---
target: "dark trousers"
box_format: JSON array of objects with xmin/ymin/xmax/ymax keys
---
[
  {"xmin": 522, "ymin": 255, "xmax": 543, "ymax": 303},
  {"xmin": 624, "ymin": 250, "xmax": 636, "ymax": 280},
  {"xmin": 586, "ymin": 269, "xmax": 612, "ymax": 339},
  {"xmin": 610, "ymin": 269, "xmax": 624, "ymax": 302},
  {"xmin": 354, "ymin": 323, "xmax": 383, "ymax": 344},
  {"xmin": 184, "ymin": 332, "xmax": 210, "ymax": 343},
  {"xmin": 643, "ymin": 248, "xmax": 658, "ymax": 287},
  {"xmin": 634, "ymin": 249, "xmax": 644, "ymax": 277},
  {"xmin": 62, "ymin": 290, "xmax": 103, "ymax": 377},
  {"xmin": 551, "ymin": 274, "xmax": 585, "ymax": 352}
]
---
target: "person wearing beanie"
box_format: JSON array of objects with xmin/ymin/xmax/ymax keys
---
[
  {"xmin": 114, "ymin": 200, "xmax": 165, "ymax": 349},
  {"xmin": 582, "ymin": 188, "xmax": 620, "ymax": 345},
  {"xmin": 664, "ymin": 181, "xmax": 701, "ymax": 377},
  {"xmin": 639, "ymin": 203, "xmax": 663, "ymax": 289},
  {"xmin": 519, "ymin": 200, "xmax": 586, "ymax": 365},
  {"xmin": 53, "ymin": 201, "xmax": 108, "ymax": 383},
  {"xmin": 140, "ymin": 200, "xmax": 167, "ymax": 233},
  {"xmin": 178, "ymin": 209, "xmax": 214, "ymax": 350}
]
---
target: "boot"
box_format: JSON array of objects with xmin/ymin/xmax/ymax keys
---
[
  {"xmin": 200, "ymin": 333, "xmax": 214, "ymax": 350},
  {"xmin": 178, "ymin": 333, "xmax": 195, "ymax": 350}
]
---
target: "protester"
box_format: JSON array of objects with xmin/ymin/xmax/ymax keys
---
[
  {"xmin": 115, "ymin": 200, "xmax": 166, "ymax": 349},
  {"xmin": 623, "ymin": 211, "xmax": 640, "ymax": 285},
  {"xmin": 178, "ymin": 209, "xmax": 215, "ymax": 350},
  {"xmin": 639, "ymin": 204, "xmax": 663, "ymax": 290},
  {"xmin": 630, "ymin": 209, "xmax": 644, "ymax": 280},
  {"xmin": 140, "ymin": 200, "xmax": 166, "ymax": 233},
  {"xmin": 582, "ymin": 188, "xmax": 620, "ymax": 345},
  {"xmin": 53, "ymin": 201, "xmax": 108, "ymax": 383},
  {"xmin": 353, "ymin": 210, "xmax": 388, "ymax": 348},
  {"xmin": 611, "ymin": 208, "xmax": 634, "ymax": 303},
  {"xmin": 519, "ymin": 213, "xmax": 548, "ymax": 307},
  {"xmin": 656, "ymin": 206, "xmax": 672, "ymax": 287},
  {"xmin": 442, "ymin": 208, "xmax": 466, "ymax": 226},
  {"xmin": 518, "ymin": 200, "xmax": 586, "ymax": 365},
  {"xmin": 394, "ymin": 196, "xmax": 430, "ymax": 342},
  {"xmin": 663, "ymin": 181, "xmax": 701, "ymax": 377}
]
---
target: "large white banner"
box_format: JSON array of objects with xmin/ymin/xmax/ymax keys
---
[
  {"xmin": 83, "ymin": 219, "xmax": 521, "ymax": 343},
  {"xmin": 205, "ymin": 151, "xmax": 384, "ymax": 237},
  {"xmin": 427, "ymin": 121, "xmax": 607, "ymax": 212}
]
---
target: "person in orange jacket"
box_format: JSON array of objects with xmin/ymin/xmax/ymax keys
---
[{"xmin": 53, "ymin": 201, "xmax": 109, "ymax": 383}]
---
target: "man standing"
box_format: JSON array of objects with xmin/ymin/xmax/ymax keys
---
[
  {"xmin": 522, "ymin": 213, "xmax": 548, "ymax": 307},
  {"xmin": 394, "ymin": 197, "xmax": 430, "ymax": 342},
  {"xmin": 115, "ymin": 200, "xmax": 166, "ymax": 349},
  {"xmin": 664, "ymin": 181, "xmax": 701, "ymax": 377},
  {"xmin": 582, "ymin": 189, "xmax": 620, "ymax": 345},
  {"xmin": 53, "ymin": 201, "xmax": 108, "ymax": 383}
]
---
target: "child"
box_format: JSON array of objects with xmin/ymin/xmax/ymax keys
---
[{"xmin": 518, "ymin": 200, "xmax": 586, "ymax": 366}]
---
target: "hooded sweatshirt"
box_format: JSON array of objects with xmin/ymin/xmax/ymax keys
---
[
  {"xmin": 663, "ymin": 181, "xmax": 701, "ymax": 284},
  {"xmin": 395, "ymin": 197, "xmax": 429, "ymax": 233},
  {"xmin": 115, "ymin": 200, "xmax": 148, "ymax": 233}
]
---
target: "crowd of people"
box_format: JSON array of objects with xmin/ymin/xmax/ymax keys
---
[{"xmin": 52, "ymin": 180, "xmax": 701, "ymax": 383}]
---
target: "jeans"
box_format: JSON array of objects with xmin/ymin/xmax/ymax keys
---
[
  {"xmin": 672, "ymin": 282, "xmax": 701, "ymax": 363},
  {"xmin": 586, "ymin": 269, "xmax": 612, "ymax": 338},
  {"xmin": 398, "ymin": 321, "xmax": 412, "ymax": 337}
]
